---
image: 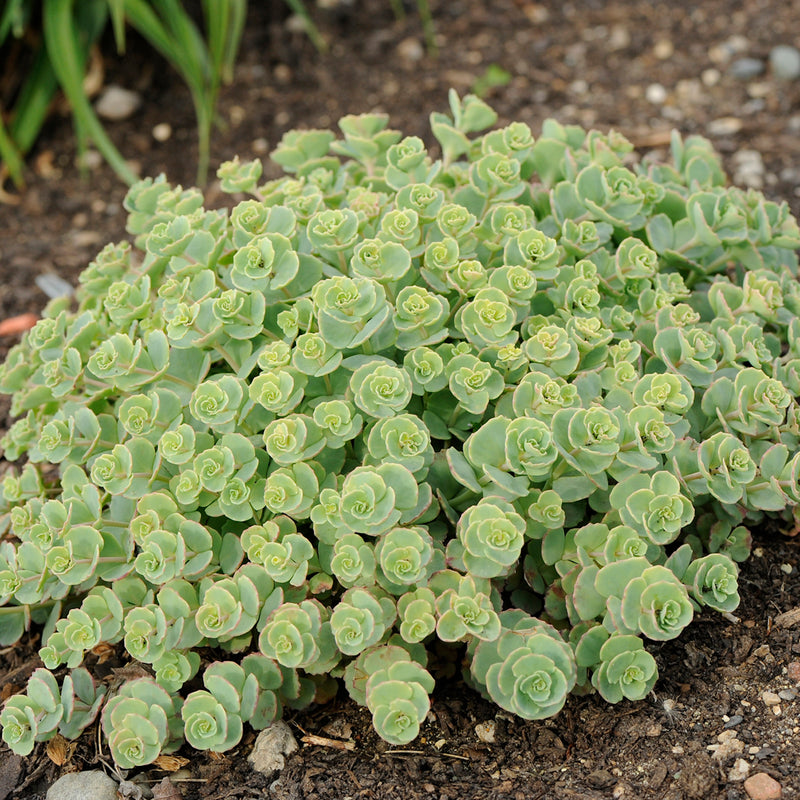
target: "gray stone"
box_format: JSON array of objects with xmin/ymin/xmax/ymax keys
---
[
  {"xmin": 729, "ymin": 58, "xmax": 765, "ymax": 80},
  {"xmin": 248, "ymin": 721, "xmax": 298, "ymax": 776},
  {"xmin": 95, "ymin": 85, "xmax": 141, "ymax": 121},
  {"xmin": 770, "ymin": 45, "xmax": 800, "ymax": 80},
  {"xmin": 35, "ymin": 273, "xmax": 74, "ymax": 300},
  {"xmin": 46, "ymin": 770, "xmax": 118, "ymax": 800}
]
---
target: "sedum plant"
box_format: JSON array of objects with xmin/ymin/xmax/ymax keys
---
[{"xmin": 2, "ymin": 90, "xmax": 800, "ymax": 762}]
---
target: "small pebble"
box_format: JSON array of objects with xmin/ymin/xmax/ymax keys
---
[
  {"xmin": 779, "ymin": 563, "xmax": 793, "ymax": 575},
  {"xmin": 778, "ymin": 689, "xmax": 796, "ymax": 701},
  {"xmin": 762, "ymin": 691, "xmax": 781, "ymax": 707},
  {"xmin": 729, "ymin": 758, "xmax": 751, "ymax": 783},
  {"xmin": 707, "ymin": 116, "xmax": 743, "ymax": 136},
  {"xmin": 724, "ymin": 715, "xmax": 744, "ymax": 729},
  {"xmin": 152, "ymin": 123, "xmax": 172, "ymax": 142},
  {"xmin": 608, "ymin": 25, "xmax": 630, "ymax": 50},
  {"xmin": 701, "ymin": 68, "xmax": 721, "ymax": 86},
  {"xmin": 396, "ymin": 37, "xmax": 424, "ymax": 62},
  {"xmin": 645, "ymin": 83, "xmax": 668, "ymax": 104},
  {"xmin": 743, "ymin": 98, "xmax": 766, "ymax": 114},
  {"xmin": 475, "ymin": 720, "xmax": 496, "ymax": 743},
  {"xmin": 76, "ymin": 150, "xmax": 103, "ymax": 170},
  {"xmin": 95, "ymin": 85, "xmax": 141, "ymax": 121},
  {"xmin": 786, "ymin": 662, "xmax": 800, "ymax": 682},
  {"xmin": 709, "ymin": 729, "xmax": 743, "ymax": 760},
  {"xmin": 770, "ymin": 45, "xmax": 800, "ymax": 80},
  {"xmin": 46, "ymin": 771, "xmax": 118, "ymax": 800},
  {"xmin": 729, "ymin": 57, "xmax": 765, "ymax": 80},
  {"xmin": 747, "ymin": 81, "xmax": 772, "ymax": 98},
  {"xmin": 744, "ymin": 772, "xmax": 782, "ymax": 800},
  {"xmin": 653, "ymin": 39, "xmax": 674, "ymax": 59},
  {"xmin": 709, "ymin": 35, "xmax": 750, "ymax": 64},
  {"xmin": 284, "ymin": 13, "xmax": 310, "ymax": 34},
  {"xmin": 273, "ymin": 64, "xmax": 292, "ymax": 84}
]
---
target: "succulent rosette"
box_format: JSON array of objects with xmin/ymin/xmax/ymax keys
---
[
  {"xmin": 101, "ymin": 679, "xmax": 177, "ymax": 768},
  {"xmin": 612, "ymin": 471, "xmax": 694, "ymax": 546},
  {"xmin": 471, "ymin": 614, "xmax": 577, "ymax": 720},
  {"xmin": 258, "ymin": 599, "xmax": 339, "ymax": 674},
  {"xmin": 596, "ymin": 559, "xmax": 694, "ymax": 641},
  {"xmin": 683, "ymin": 553, "xmax": 740, "ymax": 613},
  {"xmin": 451, "ymin": 497, "xmax": 527, "ymax": 579},
  {"xmin": 330, "ymin": 587, "xmax": 396, "ymax": 656},
  {"xmin": 350, "ymin": 362, "xmax": 413, "ymax": 418},
  {"xmin": 590, "ymin": 634, "xmax": 658, "ymax": 703},
  {"xmin": 434, "ymin": 573, "xmax": 501, "ymax": 643}
]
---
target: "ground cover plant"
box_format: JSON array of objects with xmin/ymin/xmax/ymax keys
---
[{"xmin": 0, "ymin": 90, "xmax": 799, "ymax": 767}]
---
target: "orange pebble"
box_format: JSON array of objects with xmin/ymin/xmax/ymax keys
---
[{"xmin": 0, "ymin": 313, "xmax": 39, "ymax": 336}]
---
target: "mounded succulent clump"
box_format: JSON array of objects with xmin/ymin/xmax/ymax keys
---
[{"xmin": 1, "ymin": 91, "xmax": 800, "ymax": 763}]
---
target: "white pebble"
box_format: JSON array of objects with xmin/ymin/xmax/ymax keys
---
[
  {"xmin": 707, "ymin": 116, "xmax": 743, "ymax": 136},
  {"xmin": 645, "ymin": 83, "xmax": 668, "ymax": 104},
  {"xmin": 728, "ymin": 758, "xmax": 750, "ymax": 782},
  {"xmin": 152, "ymin": 123, "xmax": 172, "ymax": 142},
  {"xmin": 475, "ymin": 720, "xmax": 496, "ymax": 743},
  {"xmin": 94, "ymin": 85, "xmax": 141, "ymax": 121}
]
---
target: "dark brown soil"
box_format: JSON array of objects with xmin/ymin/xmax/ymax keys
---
[{"xmin": 1, "ymin": 1, "xmax": 799, "ymax": 798}]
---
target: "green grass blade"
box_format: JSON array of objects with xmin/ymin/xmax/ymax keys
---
[
  {"xmin": 152, "ymin": 0, "xmax": 211, "ymax": 86},
  {"xmin": 0, "ymin": 113, "xmax": 26, "ymax": 187},
  {"xmin": 0, "ymin": 0, "xmax": 28, "ymax": 44},
  {"xmin": 8, "ymin": 45, "xmax": 59, "ymax": 154},
  {"xmin": 416, "ymin": 0, "xmax": 437, "ymax": 55},
  {"xmin": 42, "ymin": 0, "xmax": 137, "ymax": 184},
  {"xmin": 125, "ymin": 0, "xmax": 216, "ymax": 183},
  {"xmin": 203, "ymin": 0, "xmax": 230, "ymax": 89},
  {"xmin": 106, "ymin": 0, "xmax": 128, "ymax": 52},
  {"xmin": 283, "ymin": 0, "xmax": 326, "ymax": 52},
  {"xmin": 388, "ymin": 0, "xmax": 404, "ymax": 21},
  {"xmin": 222, "ymin": 0, "xmax": 247, "ymax": 83}
]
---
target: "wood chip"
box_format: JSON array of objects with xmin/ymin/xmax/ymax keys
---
[
  {"xmin": 301, "ymin": 734, "xmax": 356, "ymax": 751},
  {"xmin": 774, "ymin": 606, "xmax": 800, "ymax": 628},
  {"xmin": 154, "ymin": 755, "xmax": 190, "ymax": 771},
  {"xmin": 628, "ymin": 129, "xmax": 673, "ymax": 148},
  {"xmin": 90, "ymin": 642, "xmax": 117, "ymax": 664}
]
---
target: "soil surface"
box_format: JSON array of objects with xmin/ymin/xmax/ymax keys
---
[{"xmin": 1, "ymin": 1, "xmax": 800, "ymax": 798}]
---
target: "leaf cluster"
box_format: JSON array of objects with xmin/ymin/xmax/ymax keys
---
[{"xmin": 1, "ymin": 90, "xmax": 799, "ymax": 760}]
